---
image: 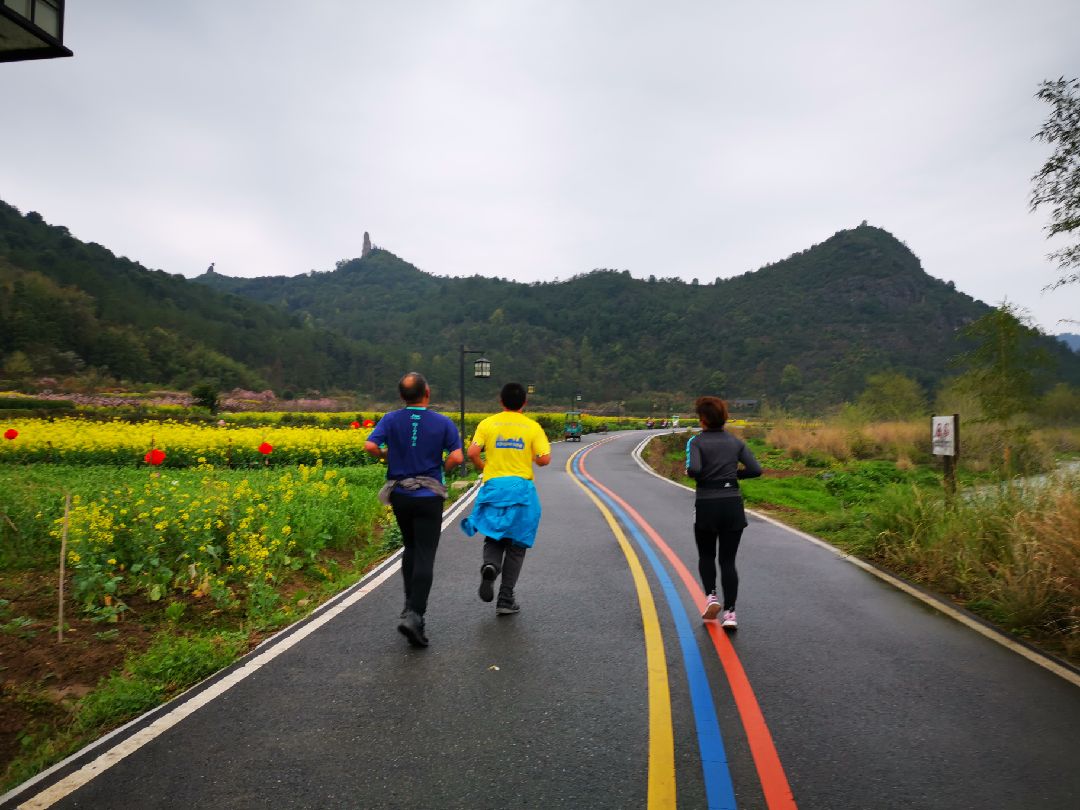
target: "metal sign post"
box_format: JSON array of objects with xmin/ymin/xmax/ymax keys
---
[{"xmin": 932, "ymin": 414, "xmax": 960, "ymax": 497}]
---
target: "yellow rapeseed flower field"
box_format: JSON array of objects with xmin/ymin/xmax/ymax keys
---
[
  {"xmin": 0, "ymin": 418, "xmax": 375, "ymax": 467},
  {"xmin": 45, "ymin": 463, "xmax": 384, "ymax": 619}
]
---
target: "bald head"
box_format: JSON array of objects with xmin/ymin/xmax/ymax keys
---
[{"xmin": 398, "ymin": 372, "xmax": 429, "ymax": 405}]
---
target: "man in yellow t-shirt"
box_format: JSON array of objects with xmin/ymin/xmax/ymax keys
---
[{"xmin": 462, "ymin": 382, "xmax": 551, "ymax": 614}]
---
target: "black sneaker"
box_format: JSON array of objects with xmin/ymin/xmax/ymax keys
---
[
  {"xmin": 495, "ymin": 600, "xmax": 520, "ymax": 615},
  {"xmin": 478, "ymin": 564, "xmax": 497, "ymax": 602},
  {"xmin": 397, "ymin": 610, "xmax": 428, "ymax": 647}
]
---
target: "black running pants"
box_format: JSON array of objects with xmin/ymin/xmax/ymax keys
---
[
  {"xmin": 482, "ymin": 536, "xmax": 527, "ymax": 602},
  {"xmin": 389, "ymin": 492, "xmax": 445, "ymax": 616}
]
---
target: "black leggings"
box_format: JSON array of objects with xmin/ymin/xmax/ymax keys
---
[
  {"xmin": 693, "ymin": 498, "xmax": 746, "ymax": 610},
  {"xmin": 390, "ymin": 492, "xmax": 445, "ymax": 616}
]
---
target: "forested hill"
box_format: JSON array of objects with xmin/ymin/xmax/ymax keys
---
[
  {"xmin": 0, "ymin": 200, "xmax": 399, "ymax": 392},
  {"xmin": 195, "ymin": 223, "xmax": 1080, "ymax": 407},
  {"xmin": 4, "ymin": 194, "xmax": 1077, "ymax": 407}
]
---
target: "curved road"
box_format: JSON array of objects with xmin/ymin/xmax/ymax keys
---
[{"xmin": 4, "ymin": 431, "xmax": 1079, "ymax": 809}]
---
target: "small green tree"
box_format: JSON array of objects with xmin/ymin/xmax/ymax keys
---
[
  {"xmin": 2, "ymin": 351, "xmax": 34, "ymax": 379},
  {"xmin": 955, "ymin": 304, "xmax": 1045, "ymax": 423},
  {"xmin": 857, "ymin": 372, "xmax": 926, "ymax": 421},
  {"xmin": 1038, "ymin": 382, "xmax": 1080, "ymax": 424},
  {"xmin": 1030, "ymin": 77, "xmax": 1080, "ymax": 289},
  {"xmin": 954, "ymin": 303, "xmax": 1049, "ymax": 473},
  {"xmin": 190, "ymin": 382, "xmax": 220, "ymax": 414},
  {"xmin": 780, "ymin": 363, "xmax": 803, "ymax": 392},
  {"xmin": 706, "ymin": 371, "xmax": 728, "ymax": 396}
]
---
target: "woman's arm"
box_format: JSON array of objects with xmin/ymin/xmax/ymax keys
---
[
  {"xmin": 686, "ymin": 435, "xmax": 702, "ymax": 478},
  {"xmin": 736, "ymin": 441, "xmax": 763, "ymax": 479}
]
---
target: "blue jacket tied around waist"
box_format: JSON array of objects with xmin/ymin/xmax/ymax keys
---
[{"xmin": 460, "ymin": 477, "xmax": 542, "ymax": 548}]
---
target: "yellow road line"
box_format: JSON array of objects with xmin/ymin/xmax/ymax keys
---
[{"xmin": 566, "ymin": 448, "xmax": 676, "ymax": 808}]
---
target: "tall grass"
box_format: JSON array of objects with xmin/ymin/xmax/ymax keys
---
[
  {"xmin": 764, "ymin": 419, "xmax": 1074, "ymax": 475},
  {"xmin": 765, "ymin": 421, "xmax": 927, "ymax": 464},
  {"xmin": 856, "ymin": 474, "xmax": 1080, "ymax": 659}
]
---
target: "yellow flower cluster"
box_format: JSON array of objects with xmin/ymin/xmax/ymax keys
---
[{"xmin": 50, "ymin": 463, "xmax": 377, "ymax": 614}]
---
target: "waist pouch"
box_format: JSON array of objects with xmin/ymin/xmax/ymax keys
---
[{"xmin": 696, "ymin": 479, "xmax": 740, "ymax": 491}]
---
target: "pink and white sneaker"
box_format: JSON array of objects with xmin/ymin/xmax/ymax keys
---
[
  {"xmin": 702, "ymin": 593, "xmax": 721, "ymax": 620},
  {"xmin": 721, "ymin": 609, "xmax": 738, "ymax": 629}
]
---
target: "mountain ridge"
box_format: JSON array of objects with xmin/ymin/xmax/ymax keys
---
[
  {"xmin": 193, "ymin": 223, "xmax": 1080, "ymax": 406},
  {"xmin": 4, "ymin": 196, "xmax": 1078, "ymax": 407}
]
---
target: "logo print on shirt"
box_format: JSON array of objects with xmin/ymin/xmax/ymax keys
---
[{"xmin": 495, "ymin": 436, "xmax": 525, "ymax": 451}]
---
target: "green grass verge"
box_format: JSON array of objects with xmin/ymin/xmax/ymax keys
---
[{"xmin": 5, "ymin": 630, "xmax": 248, "ymax": 791}]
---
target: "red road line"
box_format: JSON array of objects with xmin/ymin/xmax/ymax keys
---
[{"xmin": 578, "ymin": 449, "xmax": 798, "ymax": 810}]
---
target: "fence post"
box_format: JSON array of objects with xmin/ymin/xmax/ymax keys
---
[{"xmin": 58, "ymin": 492, "xmax": 71, "ymax": 643}]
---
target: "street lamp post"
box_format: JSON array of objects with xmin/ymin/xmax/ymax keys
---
[{"xmin": 459, "ymin": 344, "xmax": 490, "ymax": 447}]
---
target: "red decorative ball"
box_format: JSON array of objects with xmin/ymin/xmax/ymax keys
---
[
  {"xmin": 3, "ymin": 429, "xmax": 17, "ymax": 440},
  {"xmin": 258, "ymin": 442, "xmax": 273, "ymax": 455},
  {"xmin": 144, "ymin": 448, "xmax": 166, "ymax": 465},
  {"xmin": 350, "ymin": 421, "xmax": 360, "ymax": 429}
]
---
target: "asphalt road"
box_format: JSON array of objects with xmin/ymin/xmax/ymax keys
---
[{"xmin": 5, "ymin": 431, "xmax": 1079, "ymax": 809}]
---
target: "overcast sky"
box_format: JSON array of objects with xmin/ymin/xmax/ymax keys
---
[{"xmin": 3, "ymin": 1, "xmax": 1079, "ymax": 334}]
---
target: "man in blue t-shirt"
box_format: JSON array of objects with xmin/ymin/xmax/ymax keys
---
[{"xmin": 364, "ymin": 372, "xmax": 463, "ymax": 647}]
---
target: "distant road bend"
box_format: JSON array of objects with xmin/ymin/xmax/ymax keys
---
[{"xmin": 5, "ymin": 431, "xmax": 1079, "ymax": 809}]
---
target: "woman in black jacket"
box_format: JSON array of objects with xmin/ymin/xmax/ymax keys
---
[{"xmin": 685, "ymin": 396, "xmax": 762, "ymax": 628}]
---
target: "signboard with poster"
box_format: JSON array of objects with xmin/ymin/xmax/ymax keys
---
[
  {"xmin": 931, "ymin": 414, "xmax": 960, "ymax": 496},
  {"xmin": 932, "ymin": 415, "xmax": 957, "ymax": 456}
]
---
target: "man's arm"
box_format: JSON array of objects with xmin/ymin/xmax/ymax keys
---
[
  {"xmin": 467, "ymin": 442, "xmax": 485, "ymax": 472},
  {"xmin": 445, "ymin": 448, "xmax": 464, "ymax": 472},
  {"xmin": 364, "ymin": 416, "xmax": 388, "ymax": 461},
  {"xmin": 533, "ymin": 427, "xmax": 552, "ymax": 467}
]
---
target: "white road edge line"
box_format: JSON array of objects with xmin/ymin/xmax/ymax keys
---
[
  {"xmin": 6, "ymin": 485, "xmax": 481, "ymax": 810},
  {"xmin": 629, "ymin": 434, "xmax": 1080, "ymax": 689}
]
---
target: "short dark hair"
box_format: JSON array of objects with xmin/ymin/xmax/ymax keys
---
[
  {"xmin": 695, "ymin": 396, "xmax": 728, "ymax": 429},
  {"xmin": 398, "ymin": 372, "xmax": 428, "ymax": 405},
  {"xmin": 500, "ymin": 382, "xmax": 527, "ymax": 411}
]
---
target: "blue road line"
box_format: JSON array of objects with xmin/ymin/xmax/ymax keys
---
[{"xmin": 573, "ymin": 453, "xmax": 737, "ymax": 810}]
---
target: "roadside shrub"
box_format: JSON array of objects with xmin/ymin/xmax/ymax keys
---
[
  {"xmin": 823, "ymin": 462, "xmax": 915, "ymax": 506},
  {"xmin": 848, "ymin": 432, "xmax": 882, "ymax": 460},
  {"xmin": 0, "ymin": 397, "xmax": 74, "ymax": 410},
  {"xmin": 1033, "ymin": 427, "xmax": 1080, "ymax": 456},
  {"xmin": 958, "ymin": 425, "xmax": 1054, "ymax": 476}
]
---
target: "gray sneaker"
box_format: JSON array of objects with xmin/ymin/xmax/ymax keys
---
[
  {"xmin": 495, "ymin": 600, "xmax": 520, "ymax": 615},
  {"xmin": 478, "ymin": 564, "xmax": 497, "ymax": 602}
]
